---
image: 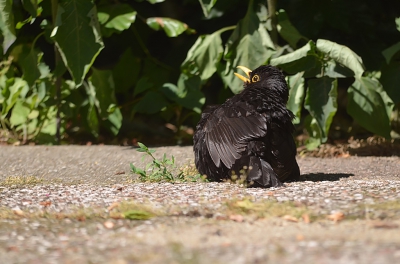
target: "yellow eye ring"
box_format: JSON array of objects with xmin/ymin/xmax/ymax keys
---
[{"xmin": 252, "ymin": 75, "xmax": 260, "ymax": 82}]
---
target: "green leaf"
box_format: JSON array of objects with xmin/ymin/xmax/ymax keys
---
[
  {"xmin": 176, "ymin": 74, "xmax": 205, "ymax": 113},
  {"xmin": 51, "ymin": 0, "xmax": 104, "ymax": 86},
  {"xmin": 112, "ymin": 48, "xmax": 140, "ymax": 93},
  {"xmin": 88, "ymin": 68, "xmax": 122, "ymax": 135},
  {"xmin": 323, "ymin": 60, "xmax": 355, "ymax": 78},
  {"xmin": 316, "ymin": 39, "xmax": 365, "ymax": 78},
  {"xmin": 10, "ymin": 101, "xmax": 30, "ymax": 126},
  {"xmin": 123, "ymin": 210, "xmax": 153, "ymax": 220},
  {"xmin": 396, "ymin": 17, "xmax": 400, "ymax": 32},
  {"xmin": 381, "ymin": 61, "xmax": 400, "ymax": 104},
  {"xmin": 222, "ymin": 6, "xmax": 275, "ymax": 93},
  {"xmin": 0, "ymin": 0, "xmax": 16, "ymax": 53},
  {"xmin": 106, "ymin": 108, "xmax": 122, "ymax": 135},
  {"xmin": 286, "ymin": 72, "xmax": 305, "ymax": 124},
  {"xmin": 304, "ymin": 115, "xmax": 322, "ymax": 150},
  {"xmin": 39, "ymin": 105, "xmax": 58, "ymax": 136},
  {"xmin": 382, "ymin": 42, "xmax": 400, "ymax": 64},
  {"xmin": 134, "ymin": 77, "xmax": 154, "ymax": 97},
  {"xmin": 146, "ymin": 17, "xmax": 194, "ymax": 37},
  {"xmin": 277, "ymin": 9, "xmax": 306, "ymax": 48},
  {"xmin": 15, "ymin": 46, "xmax": 50, "ymax": 87},
  {"xmin": 21, "ymin": 0, "xmax": 42, "ymax": 18},
  {"xmin": 145, "ymin": 0, "xmax": 165, "ymax": 3},
  {"xmin": 97, "ymin": 4, "xmax": 136, "ymax": 37},
  {"xmin": 1, "ymin": 78, "xmax": 29, "ymax": 117},
  {"xmin": 270, "ymin": 40, "xmax": 320, "ymax": 75},
  {"xmin": 181, "ymin": 32, "xmax": 223, "ymax": 81},
  {"xmin": 160, "ymin": 74, "xmax": 205, "ymax": 114},
  {"xmin": 86, "ymin": 103, "xmax": 99, "ymax": 137},
  {"xmin": 304, "ymin": 77, "xmax": 338, "ymax": 142},
  {"xmin": 347, "ymin": 77, "xmax": 393, "ymax": 138},
  {"xmin": 137, "ymin": 142, "xmax": 147, "ymax": 150},
  {"xmin": 134, "ymin": 91, "xmax": 169, "ymax": 114},
  {"xmin": 88, "ymin": 68, "xmax": 114, "ymax": 118},
  {"xmin": 198, "ymin": 0, "xmax": 217, "ymax": 17}
]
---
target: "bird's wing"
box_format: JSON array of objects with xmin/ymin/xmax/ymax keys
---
[{"xmin": 204, "ymin": 102, "xmax": 267, "ymax": 169}]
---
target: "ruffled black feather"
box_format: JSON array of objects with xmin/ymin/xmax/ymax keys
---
[{"xmin": 193, "ymin": 65, "xmax": 300, "ymax": 187}]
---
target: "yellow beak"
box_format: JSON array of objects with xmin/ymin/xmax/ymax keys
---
[{"xmin": 234, "ymin": 66, "xmax": 252, "ymax": 83}]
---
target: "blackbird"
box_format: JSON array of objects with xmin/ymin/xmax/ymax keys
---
[{"xmin": 193, "ymin": 65, "xmax": 300, "ymax": 187}]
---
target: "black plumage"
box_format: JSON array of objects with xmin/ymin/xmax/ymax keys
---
[{"xmin": 193, "ymin": 65, "xmax": 300, "ymax": 188}]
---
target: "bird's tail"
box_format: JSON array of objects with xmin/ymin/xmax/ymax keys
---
[{"xmin": 232, "ymin": 156, "xmax": 283, "ymax": 188}]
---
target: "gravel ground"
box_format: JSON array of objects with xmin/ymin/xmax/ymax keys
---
[{"xmin": 1, "ymin": 145, "xmax": 400, "ymax": 263}]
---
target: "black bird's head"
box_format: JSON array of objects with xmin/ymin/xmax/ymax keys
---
[{"xmin": 234, "ymin": 65, "xmax": 289, "ymax": 103}]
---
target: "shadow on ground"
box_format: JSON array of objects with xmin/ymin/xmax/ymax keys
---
[{"xmin": 300, "ymin": 173, "xmax": 354, "ymax": 182}]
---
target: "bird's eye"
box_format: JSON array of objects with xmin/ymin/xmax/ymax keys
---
[{"xmin": 252, "ymin": 75, "xmax": 260, "ymax": 82}]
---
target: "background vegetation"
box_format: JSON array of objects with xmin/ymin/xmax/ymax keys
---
[{"xmin": 0, "ymin": 0, "xmax": 399, "ymax": 148}]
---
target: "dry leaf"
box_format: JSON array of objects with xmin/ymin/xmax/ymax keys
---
[
  {"xmin": 327, "ymin": 212, "xmax": 345, "ymax": 222},
  {"xmin": 76, "ymin": 215, "xmax": 86, "ymax": 222},
  {"xmin": 13, "ymin": 210, "xmax": 24, "ymax": 217},
  {"xmin": 103, "ymin": 221, "xmax": 115, "ymax": 229},
  {"xmin": 302, "ymin": 213, "xmax": 310, "ymax": 224},
  {"xmin": 114, "ymin": 171, "xmax": 125, "ymax": 175},
  {"xmin": 266, "ymin": 191, "xmax": 275, "ymax": 196},
  {"xmin": 216, "ymin": 215, "xmax": 228, "ymax": 221},
  {"xmin": 296, "ymin": 234, "xmax": 305, "ymax": 241},
  {"xmin": 229, "ymin": 214, "xmax": 244, "ymax": 222},
  {"xmin": 109, "ymin": 213, "xmax": 124, "ymax": 219},
  {"xmin": 55, "ymin": 213, "xmax": 65, "ymax": 219},
  {"xmin": 107, "ymin": 202, "xmax": 120, "ymax": 211},
  {"xmin": 40, "ymin": 201, "xmax": 52, "ymax": 207},
  {"xmin": 283, "ymin": 215, "xmax": 298, "ymax": 222}
]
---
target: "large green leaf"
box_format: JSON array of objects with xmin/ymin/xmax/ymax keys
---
[
  {"xmin": 323, "ymin": 60, "xmax": 355, "ymax": 79},
  {"xmin": 304, "ymin": 77, "xmax": 337, "ymax": 142},
  {"xmin": 381, "ymin": 62, "xmax": 400, "ymax": 104},
  {"xmin": 12, "ymin": 45, "xmax": 50, "ymax": 87},
  {"xmin": 181, "ymin": 32, "xmax": 223, "ymax": 81},
  {"xmin": 97, "ymin": 4, "xmax": 136, "ymax": 37},
  {"xmin": 134, "ymin": 91, "xmax": 169, "ymax": 114},
  {"xmin": 10, "ymin": 101, "xmax": 30, "ymax": 126},
  {"xmin": 112, "ymin": 48, "xmax": 140, "ymax": 93},
  {"xmin": 347, "ymin": 77, "xmax": 393, "ymax": 138},
  {"xmin": 277, "ymin": 9, "xmax": 306, "ymax": 48},
  {"xmin": 146, "ymin": 17, "xmax": 194, "ymax": 37},
  {"xmin": 382, "ymin": 42, "xmax": 400, "ymax": 64},
  {"xmin": 198, "ymin": 0, "xmax": 217, "ymax": 17},
  {"xmin": 133, "ymin": 77, "xmax": 154, "ymax": 97},
  {"xmin": 51, "ymin": 0, "xmax": 104, "ymax": 86},
  {"xmin": 176, "ymin": 74, "xmax": 205, "ymax": 113},
  {"xmin": 316, "ymin": 39, "xmax": 365, "ymax": 78},
  {"xmin": 1, "ymin": 78, "xmax": 29, "ymax": 117},
  {"xmin": 88, "ymin": 68, "xmax": 122, "ymax": 135},
  {"xmin": 38, "ymin": 105, "xmax": 58, "ymax": 136},
  {"xmin": 270, "ymin": 40, "xmax": 321, "ymax": 75},
  {"xmin": 0, "ymin": 0, "xmax": 16, "ymax": 53},
  {"xmin": 304, "ymin": 115, "xmax": 322, "ymax": 150},
  {"xmin": 222, "ymin": 5, "xmax": 275, "ymax": 93},
  {"xmin": 160, "ymin": 74, "xmax": 205, "ymax": 113},
  {"xmin": 286, "ymin": 72, "xmax": 305, "ymax": 124},
  {"xmin": 21, "ymin": 0, "xmax": 42, "ymax": 18}
]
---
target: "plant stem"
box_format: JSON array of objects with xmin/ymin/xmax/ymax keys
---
[
  {"xmin": 51, "ymin": 0, "xmax": 62, "ymax": 144},
  {"xmin": 267, "ymin": 0, "xmax": 278, "ymax": 48}
]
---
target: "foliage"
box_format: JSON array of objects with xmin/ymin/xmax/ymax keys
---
[
  {"xmin": 0, "ymin": 0, "xmax": 399, "ymax": 147},
  {"xmin": 130, "ymin": 142, "xmax": 204, "ymax": 183}
]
